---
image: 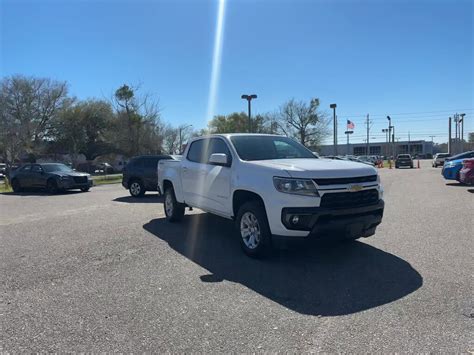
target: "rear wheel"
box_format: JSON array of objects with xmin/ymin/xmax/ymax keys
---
[
  {"xmin": 129, "ymin": 180, "xmax": 145, "ymax": 197},
  {"xmin": 11, "ymin": 178, "xmax": 22, "ymax": 192},
  {"xmin": 236, "ymin": 201, "xmax": 272, "ymax": 258},
  {"xmin": 47, "ymin": 179, "xmax": 58, "ymax": 194},
  {"xmin": 164, "ymin": 186, "xmax": 185, "ymax": 222}
]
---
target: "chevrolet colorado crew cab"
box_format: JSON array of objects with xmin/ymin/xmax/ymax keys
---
[{"xmin": 158, "ymin": 134, "xmax": 384, "ymax": 257}]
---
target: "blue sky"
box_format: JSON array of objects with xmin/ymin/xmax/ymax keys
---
[{"xmin": 1, "ymin": 0, "xmax": 472, "ymax": 144}]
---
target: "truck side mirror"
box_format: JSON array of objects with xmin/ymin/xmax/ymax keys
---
[{"xmin": 209, "ymin": 153, "xmax": 228, "ymax": 166}]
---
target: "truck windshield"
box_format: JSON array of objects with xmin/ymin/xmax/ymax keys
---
[{"xmin": 230, "ymin": 136, "xmax": 316, "ymax": 161}]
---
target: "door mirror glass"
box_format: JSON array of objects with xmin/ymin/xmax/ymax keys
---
[{"xmin": 209, "ymin": 153, "xmax": 228, "ymax": 166}]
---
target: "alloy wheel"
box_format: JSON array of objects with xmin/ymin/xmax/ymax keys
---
[{"xmin": 240, "ymin": 212, "xmax": 261, "ymax": 249}]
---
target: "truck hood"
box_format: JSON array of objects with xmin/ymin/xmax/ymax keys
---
[{"xmin": 247, "ymin": 158, "xmax": 377, "ymax": 178}]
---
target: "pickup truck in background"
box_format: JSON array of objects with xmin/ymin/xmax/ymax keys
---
[{"xmin": 158, "ymin": 134, "xmax": 384, "ymax": 257}]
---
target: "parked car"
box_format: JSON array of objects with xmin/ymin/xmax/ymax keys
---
[
  {"xmin": 0, "ymin": 163, "xmax": 6, "ymax": 178},
  {"xmin": 355, "ymin": 156, "xmax": 376, "ymax": 166},
  {"xmin": 395, "ymin": 154, "xmax": 413, "ymax": 169},
  {"xmin": 158, "ymin": 134, "xmax": 384, "ymax": 258},
  {"xmin": 122, "ymin": 155, "xmax": 175, "ymax": 197},
  {"xmin": 10, "ymin": 163, "xmax": 92, "ymax": 193},
  {"xmin": 442, "ymin": 151, "xmax": 474, "ymax": 181},
  {"xmin": 459, "ymin": 158, "xmax": 474, "ymax": 185},
  {"xmin": 432, "ymin": 153, "xmax": 450, "ymax": 167}
]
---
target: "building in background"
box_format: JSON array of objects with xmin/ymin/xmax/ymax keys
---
[{"xmin": 317, "ymin": 140, "xmax": 434, "ymax": 158}]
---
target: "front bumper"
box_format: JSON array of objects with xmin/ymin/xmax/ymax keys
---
[
  {"xmin": 59, "ymin": 179, "xmax": 93, "ymax": 189},
  {"xmin": 277, "ymin": 200, "xmax": 384, "ymax": 240}
]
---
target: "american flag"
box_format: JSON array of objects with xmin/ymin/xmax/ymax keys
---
[{"xmin": 347, "ymin": 120, "xmax": 355, "ymax": 130}]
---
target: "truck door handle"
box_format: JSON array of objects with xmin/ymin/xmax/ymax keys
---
[{"xmin": 182, "ymin": 167, "xmax": 188, "ymax": 172}]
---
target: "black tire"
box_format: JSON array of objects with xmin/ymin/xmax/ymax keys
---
[
  {"xmin": 164, "ymin": 186, "xmax": 185, "ymax": 222},
  {"xmin": 81, "ymin": 187, "xmax": 90, "ymax": 192},
  {"xmin": 129, "ymin": 179, "xmax": 145, "ymax": 197},
  {"xmin": 11, "ymin": 178, "xmax": 22, "ymax": 193},
  {"xmin": 47, "ymin": 179, "xmax": 59, "ymax": 194},
  {"xmin": 235, "ymin": 201, "xmax": 272, "ymax": 258}
]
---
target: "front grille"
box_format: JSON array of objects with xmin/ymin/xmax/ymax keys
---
[
  {"xmin": 313, "ymin": 175, "xmax": 377, "ymax": 186},
  {"xmin": 320, "ymin": 189, "xmax": 379, "ymax": 209},
  {"xmin": 73, "ymin": 176, "xmax": 87, "ymax": 184}
]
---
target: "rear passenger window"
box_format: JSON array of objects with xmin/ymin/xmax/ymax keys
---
[{"xmin": 144, "ymin": 158, "xmax": 159, "ymax": 169}]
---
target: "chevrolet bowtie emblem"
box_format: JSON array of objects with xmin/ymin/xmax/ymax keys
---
[{"xmin": 348, "ymin": 184, "xmax": 363, "ymax": 192}]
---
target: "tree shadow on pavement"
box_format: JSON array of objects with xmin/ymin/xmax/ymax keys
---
[
  {"xmin": 143, "ymin": 213, "xmax": 423, "ymax": 316},
  {"xmin": 114, "ymin": 194, "xmax": 163, "ymax": 204}
]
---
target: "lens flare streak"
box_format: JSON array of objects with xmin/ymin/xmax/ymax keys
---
[{"xmin": 206, "ymin": 0, "xmax": 227, "ymax": 121}]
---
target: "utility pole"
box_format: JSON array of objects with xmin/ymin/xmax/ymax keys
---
[
  {"xmin": 366, "ymin": 114, "xmax": 370, "ymax": 155},
  {"xmin": 387, "ymin": 116, "xmax": 392, "ymax": 158},
  {"xmin": 392, "ymin": 126, "xmax": 396, "ymax": 157},
  {"xmin": 460, "ymin": 113, "xmax": 466, "ymax": 152},
  {"xmin": 330, "ymin": 104, "xmax": 337, "ymax": 155},
  {"xmin": 448, "ymin": 116, "xmax": 452, "ymax": 155},
  {"xmin": 408, "ymin": 131, "xmax": 411, "ymax": 155},
  {"xmin": 454, "ymin": 113, "xmax": 459, "ymax": 154}
]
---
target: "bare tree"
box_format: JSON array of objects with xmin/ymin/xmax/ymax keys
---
[
  {"xmin": 113, "ymin": 83, "xmax": 161, "ymax": 156},
  {"xmin": 276, "ymin": 98, "xmax": 329, "ymax": 147},
  {"xmin": 0, "ymin": 75, "xmax": 69, "ymax": 162}
]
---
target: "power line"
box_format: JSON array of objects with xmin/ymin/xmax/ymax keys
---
[{"xmin": 342, "ymin": 108, "xmax": 473, "ymax": 118}]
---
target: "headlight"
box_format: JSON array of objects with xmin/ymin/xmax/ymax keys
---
[{"xmin": 273, "ymin": 177, "xmax": 319, "ymax": 196}]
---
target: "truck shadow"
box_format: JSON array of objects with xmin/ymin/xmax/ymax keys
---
[
  {"xmin": 113, "ymin": 194, "xmax": 163, "ymax": 203},
  {"xmin": 143, "ymin": 214, "xmax": 422, "ymax": 316}
]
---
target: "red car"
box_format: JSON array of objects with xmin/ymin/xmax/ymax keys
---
[{"xmin": 459, "ymin": 158, "xmax": 474, "ymax": 185}]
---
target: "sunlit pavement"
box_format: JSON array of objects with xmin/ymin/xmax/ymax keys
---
[{"xmin": 1, "ymin": 160, "xmax": 472, "ymax": 352}]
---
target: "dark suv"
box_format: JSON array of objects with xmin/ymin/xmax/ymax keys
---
[
  {"xmin": 395, "ymin": 154, "xmax": 414, "ymax": 169},
  {"xmin": 122, "ymin": 155, "xmax": 174, "ymax": 197}
]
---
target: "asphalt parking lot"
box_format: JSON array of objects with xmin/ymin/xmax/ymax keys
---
[{"xmin": 1, "ymin": 160, "xmax": 472, "ymax": 352}]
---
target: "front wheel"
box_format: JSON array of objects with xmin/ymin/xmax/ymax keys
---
[
  {"xmin": 164, "ymin": 186, "xmax": 185, "ymax": 222},
  {"xmin": 47, "ymin": 179, "xmax": 59, "ymax": 194},
  {"xmin": 235, "ymin": 201, "xmax": 272, "ymax": 258}
]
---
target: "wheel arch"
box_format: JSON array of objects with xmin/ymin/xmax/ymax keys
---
[{"xmin": 232, "ymin": 189, "xmax": 266, "ymax": 218}]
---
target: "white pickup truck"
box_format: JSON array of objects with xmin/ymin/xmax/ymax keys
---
[{"xmin": 158, "ymin": 134, "xmax": 384, "ymax": 257}]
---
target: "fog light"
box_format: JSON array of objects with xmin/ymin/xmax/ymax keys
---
[{"xmin": 291, "ymin": 215, "xmax": 300, "ymax": 224}]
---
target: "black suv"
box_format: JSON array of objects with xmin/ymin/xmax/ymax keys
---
[
  {"xmin": 122, "ymin": 155, "xmax": 174, "ymax": 197},
  {"xmin": 395, "ymin": 154, "xmax": 414, "ymax": 169}
]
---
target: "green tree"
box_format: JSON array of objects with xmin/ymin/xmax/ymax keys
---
[
  {"xmin": 208, "ymin": 112, "xmax": 271, "ymax": 134},
  {"xmin": 54, "ymin": 100, "xmax": 114, "ymax": 161}
]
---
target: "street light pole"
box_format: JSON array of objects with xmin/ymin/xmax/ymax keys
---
[
  {"xmin": 387, "ymin": 116, "xmax": 392, "ymax": 158},
  {"xmin": 241, "ymin": 94, "xmax": 257, "ymax": 133},
  {"xmin": 178, "ymin": 124, "xmax": 193, "ymax": 154},
  {"xmin": 345, "ymin": 130, "xmax": 353, "ymax": 155},
  {"xmin": 330, "ymin": 104, "xmax": 337, "ymax": 155},
  {"xmin": 382, "ymin": 129, "xmax": 389, "ymax": 157}
]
